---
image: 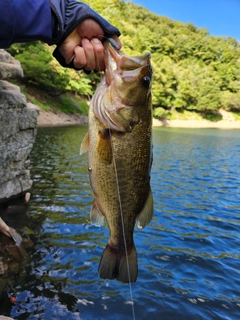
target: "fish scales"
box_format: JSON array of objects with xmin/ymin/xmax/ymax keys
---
[{"xmin": 80, "ymin": 40, "xmax": 153, "ymax": 283}]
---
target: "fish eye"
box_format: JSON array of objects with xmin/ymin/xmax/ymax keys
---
[{"xmin": 142, "ymin": 76, "xmax": 151, "ymax": 87}]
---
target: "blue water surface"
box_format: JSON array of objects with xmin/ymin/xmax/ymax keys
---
[{"xmin": 0, "ymin": 126, "xmax": 240, "ymax": 320}]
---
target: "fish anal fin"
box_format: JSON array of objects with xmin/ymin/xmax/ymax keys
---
[
  {"xmin": 90, "ymin": 200, "xmax": 105, "ymax": 226},
  {"xmin": 136, "ymin": 188, "xmax": 154, "ymax": 230},
  {"xmin": 80, "ymin": 132, "xmax": 89, "ymax": 155},
  {"xmin": 98, "ymin": 244, "xmax": 138, "ymax": 283},
  {"xmin": 97, "ymin": 129, "xmax": 112, "ymax": 164}
]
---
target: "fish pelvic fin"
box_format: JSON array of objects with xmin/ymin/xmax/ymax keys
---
[
  {"xmin": 98, "ymin": 243, "xmax": 138, "ymax": 283},
  {"xmin": 90, "ymin": 200, "xmax": 105, "ymax": 226},
  {"xmin": 80, "ymin": 132, "xmax": 89, "ymax": 155},
  {"xmin": 136, "ymin": 188, "xmax": 154, "ymax": 230}
]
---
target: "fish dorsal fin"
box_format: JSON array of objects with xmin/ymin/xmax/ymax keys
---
[
  {"xmin": 97, "ymin": 129, "xmax": 112, "ymax": 164},
  {"xmin": 136, "ymin": 188, "xmax": 154, "ymax": 230},
  {"xmin": 90, "ymin": 200, "xmax": 105, "ymax": 226},
  {"xmin": 80, "ymin": 132, "xmax": 89, "ymax": 155}
]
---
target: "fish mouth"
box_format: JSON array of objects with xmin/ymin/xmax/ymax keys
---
[{"xmin": 104, "ymin": 40, "xmax": 151, "ymax": 85}]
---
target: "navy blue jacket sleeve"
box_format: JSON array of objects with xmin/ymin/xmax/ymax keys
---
[
  {"xmin": 0, "ymin": 0, "xmax": 120, "ymax": 49},
  {"xmin": 0, "ymin": 0, "xmax": 52, "ymax": 48}
]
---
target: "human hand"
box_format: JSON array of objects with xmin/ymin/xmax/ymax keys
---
[{"xmin": 58, "ymin": 18, "xmax": 122, "ymax": 71}]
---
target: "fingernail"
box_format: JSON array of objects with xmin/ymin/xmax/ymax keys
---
[
  {"xmin": 66, "ymin": 54, "xmax": 75, "ymax": 65},
  {"xmin": 82, "ymin": 38, "xmax": 90, "ymax": 44},
  {"xmin": 92, "ymin": 38, "xmax": 101, "ymax": 44}
]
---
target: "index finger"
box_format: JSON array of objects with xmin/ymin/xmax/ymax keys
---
[{"xmin": 91, "ymin": 38, "xmax": 105, "ymax": 71}]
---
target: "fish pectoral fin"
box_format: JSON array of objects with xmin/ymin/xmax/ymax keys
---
[
  {"xmin": 136, "ymin": 188, "xmax": 154, "ymax": 230},
  {"xmin": 90, "ymin": 200, "xmax": 105, "ymax": 226},
  {"xmin": 97, "ymin": 129, "xmax": 112, "ymax": 164},
  {"xmin": 98, "ymin": 243, "xmax": 138, "ymax": 283},
  {"xmin": 80, "ymin": 132, "xmax": 89, "ymax": 155},
  {"xmin": 108, "ymin": 107, "xmax": 139, "ymax": 133}
]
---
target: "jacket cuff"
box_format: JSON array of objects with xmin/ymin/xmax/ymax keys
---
[{"xmin": 49, "ymin": 0, "xmax": 120, "ymax": 46}]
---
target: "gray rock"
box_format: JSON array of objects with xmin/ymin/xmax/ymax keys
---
[
  {"xmin": 0, "ymin": 49, "xmax": 23, "ymax": 79},
  {"xmin": 0, "ymin": 50, "xmax": 38, "ymax": 203}
]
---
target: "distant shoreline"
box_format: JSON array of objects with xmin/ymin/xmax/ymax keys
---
[
  {"xmin": 36, "ymin": 108, "xmax": 240, "ymax": 129},
  {"xmin": 36, "ymin": 109, "xmax": 88, "ymax": 127},
  {"xmin": 152, "ymin": 118, "xmax": 240, "ymax": 129}
]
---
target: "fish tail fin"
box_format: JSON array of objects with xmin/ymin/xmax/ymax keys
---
[{"xmin": 98, "ymin": 243, "xmax": 138, "ymax": 283}]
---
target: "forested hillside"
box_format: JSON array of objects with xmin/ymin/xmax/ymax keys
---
[{"xmin": 7, "ymin": 0, "xmax": 240, "ymax": 117}]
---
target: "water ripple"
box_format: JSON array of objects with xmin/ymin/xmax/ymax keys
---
[{"xmin": 1, "ymin": 126, "xmax": 240, "ymax": 320}]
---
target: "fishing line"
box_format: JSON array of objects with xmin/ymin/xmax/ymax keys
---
[
  {"xmin": 108, "ymin": 127, "xmax": 136, "ymax": 320},
  {"xmin": 95, "ymin": 45, "xmax": 136, "ymax": 320}
]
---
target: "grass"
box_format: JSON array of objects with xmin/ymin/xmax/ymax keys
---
[
  {"xmin": 12, "ymin": 81, "xmax": 90, "ymax": 115},
  {"xmin": 32, "ymin": 99, "xmax": 50, "ymax": 111},
  {"xmin": 201, "ymin": 113, "xmax": 222, "ymax": 121},
  {"xmin": 153, "ymin": 109, "xmax": 239, "ymax": 122},
  {"xmin": 56, "ymin": 95, "xmax": 89, "ymax": 115},
  {"xmin": 163, "ymin": 109, "xmax": 202, "ymax": 121},
  {"xmin": 232, "ymin": 112, "xmax": 240, "ymax": 120}
]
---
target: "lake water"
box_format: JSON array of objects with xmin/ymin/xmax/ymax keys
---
[{"xmin": 0, "ymin": 126, "xmax": 240, "ymax": 319}]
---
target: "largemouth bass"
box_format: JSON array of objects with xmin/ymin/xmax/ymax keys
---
[{"xmin": 80, "ymin": 40, "xmax": 153, "ymax": 283}]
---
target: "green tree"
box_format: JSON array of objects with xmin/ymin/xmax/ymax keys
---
[{"xmin": 220, "ymin": 91, "xmax": 240, "ymax": 112}]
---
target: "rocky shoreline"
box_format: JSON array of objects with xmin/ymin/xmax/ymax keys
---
[
  {"xmin": 0, "ymin": 50, "xmax": 38, "ymax": 204},
  {"xmin": 37, "ymin": 108, "xmax": 240, "ymax": 129},
  {"xmin": 152, "ymin": 118, "xmax": 240, "ymax": 129},
  {"xmin": 36, "ymin": 107, "xmax": 88, "ymax": 127}
]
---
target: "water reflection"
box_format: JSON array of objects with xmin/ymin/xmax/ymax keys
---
[{"xmin": 0, "ymin": 126, "xmax": 240, "ymax": 319}]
